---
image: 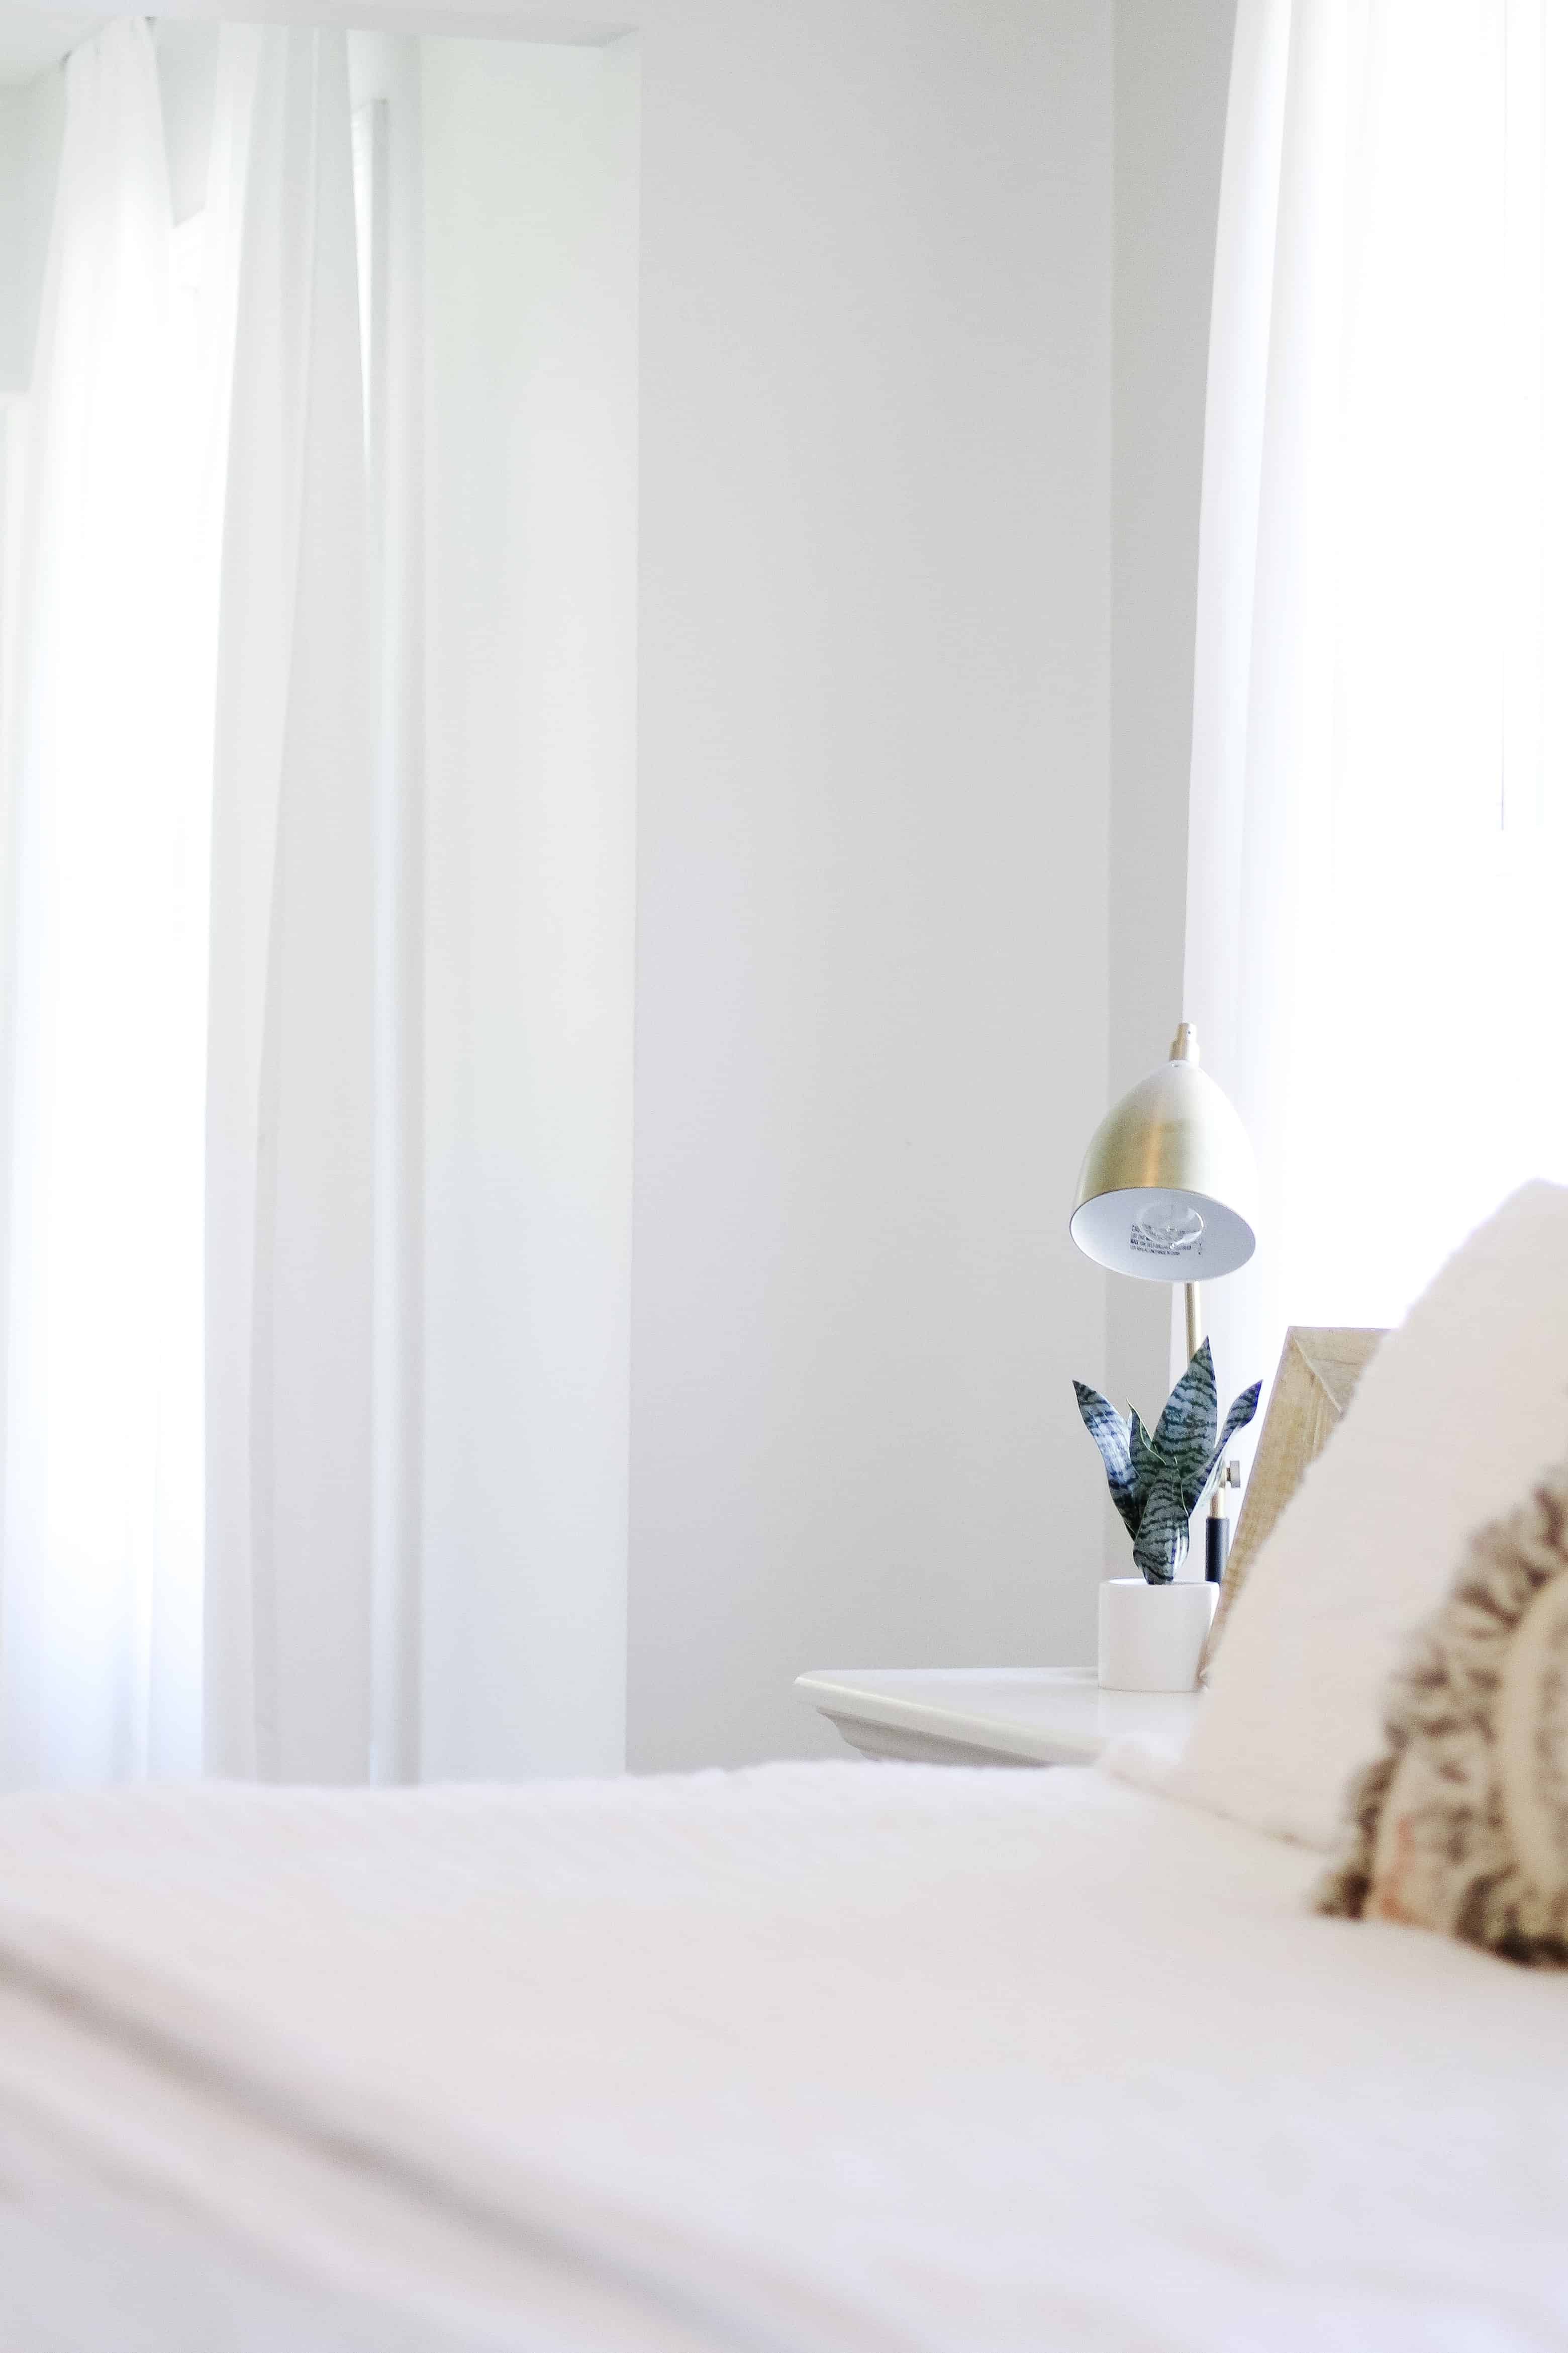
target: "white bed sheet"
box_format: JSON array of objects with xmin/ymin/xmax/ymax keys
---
[{"xmin": 0, "ymin": 1760, "xmax": 1558, "ymax": 2350}]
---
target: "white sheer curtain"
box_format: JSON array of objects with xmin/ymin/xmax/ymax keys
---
[
  {"xmin": 0, "ymin": 20, "xmax": 389, "ymax": 1784},
  {"xmin": 0, "ymin": 25, "xmax": 634, "ymax": 1788},
  {"xmin": 0, "ymin": 21, "xmax": 205, "ymax": 1782},
  {"xmin": 203, "ymin": 25, "xmax": 377, "ymax": 1781},
  {"xmin": 1186, "ymin": 0, "xmax": 1568, "ymax": 1410}
]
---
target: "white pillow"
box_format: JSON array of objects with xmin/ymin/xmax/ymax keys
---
[{"xmin": 1168, "ymin": 1182, "xmax": 1568, "ymax": 1850}]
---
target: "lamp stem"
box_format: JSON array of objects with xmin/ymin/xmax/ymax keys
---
[{"xmin": 1184, "ymin": 1281, "xmax": 1203, "ymax": 1364}]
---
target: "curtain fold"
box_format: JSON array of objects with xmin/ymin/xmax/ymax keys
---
[
  {"xmin": 0, "ymin": 21, "xmax": 202, "ymax": 1783},
  {"xmin": 1186, "ymin": 0, "xmax": 1568, "ymax": 1412},
  {"xmin": 0, "ymin": 21, "xmax": 378, "ymax": 1785},
  {"xmin": 361, "ymin": 41, "xmax": 426, "ymax": 1789},
  {"xmin": 204, "ymin": 26, "xmax": 375, "ymax": 1781}
]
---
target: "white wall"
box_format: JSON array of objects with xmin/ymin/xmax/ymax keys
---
[
  {"xmin": 0, "ymin": 67, "xmax": 62, "ymax": 393},
  {"xmin": 625, "ymin": 0, "xmax": 1112, "ymax": 1769},
  {"xmin": 365, "ymin": 0, "xmax": 1116, "ymax": 1777},
  {"xmin": 419, "ymin": 36, "xmax": 638, "ymax": 1778},
  {"xmin": 1104, "ymin": 0, "xmax": 1235, "ymax": 1538},
  {"xmin": 0, "ymin": 87, "xmax": 27, "ymax": 388}
]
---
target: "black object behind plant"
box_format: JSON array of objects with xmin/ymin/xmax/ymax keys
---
[{"xmin": 1073, "ymin": 1341, "xmax": 1260, "ymax": 1585}]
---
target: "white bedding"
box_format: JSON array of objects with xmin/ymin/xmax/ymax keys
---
[{"xmin": 0, "ymin": 1760, "xmax": 1559, "ymax": 2350}]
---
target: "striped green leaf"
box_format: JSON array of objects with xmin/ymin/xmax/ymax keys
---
[
  {"xmin": 1153, "ymin": 1340, "xmax": 1219, "ymax": 1509},
  {"xmin": 1195, "ymin": 1380, "xmax": 1262, "ymax": 1505},
  {"xmin": 1129, "ymin": 1410, "xmax": 1159, "ymax": 1517},
  {"xmin": 1132, "ymin": 1457, "xmax": 1193, "ymax": 1584},
  {"xmin": 1072, "ymin": 1381, "xmax": 1140, "ymax": 1536}
]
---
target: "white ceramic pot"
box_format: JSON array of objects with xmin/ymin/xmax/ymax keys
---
[{"xmin": 1098, "ymin": 1577, "xmax": 1217, "ymax": 1693}]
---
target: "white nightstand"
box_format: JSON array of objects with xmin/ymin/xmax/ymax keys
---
[{"xmin": 795, "ymin": 1666, "xmax": 1201, "ymax": 1767}]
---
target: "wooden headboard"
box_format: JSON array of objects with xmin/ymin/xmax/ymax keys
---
[{"xmin": 1201, "ymin": 1326, "xmax": 1387, "ymax": 1680}]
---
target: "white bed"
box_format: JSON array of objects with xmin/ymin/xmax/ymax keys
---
[{"xmin": 0, "ymin": 1756, "xmax": 1558, "ymax": 2351}]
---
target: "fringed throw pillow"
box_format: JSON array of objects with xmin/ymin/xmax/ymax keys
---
[{"xmin": 1317, "ymin": 1455, "xmax": 1568, "ymax": 1966}]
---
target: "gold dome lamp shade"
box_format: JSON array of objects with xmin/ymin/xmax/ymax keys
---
[{"xmin": 1070, "ymin": 1023, "xmax": 1257, "ymax": 1359}]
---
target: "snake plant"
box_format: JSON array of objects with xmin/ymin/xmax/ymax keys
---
[{"xmin": 1073, "ymin": 1340, "xmax": 1260, "ymax": 1585}]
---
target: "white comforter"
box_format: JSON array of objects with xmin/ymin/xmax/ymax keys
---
[{"xmin": 0, "ymin": 1760, "xmax": 1558, "ymax": 2351}]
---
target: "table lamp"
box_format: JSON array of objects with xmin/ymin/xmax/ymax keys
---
[{"xmin": 1070, "ymin": 1022, "xmax": 1257, "ymax": 1365}]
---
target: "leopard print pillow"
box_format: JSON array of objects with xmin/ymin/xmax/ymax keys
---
[{"xmin": 1316, "ymin": 1456, "xmax": 1568, "ymax": 1967}]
